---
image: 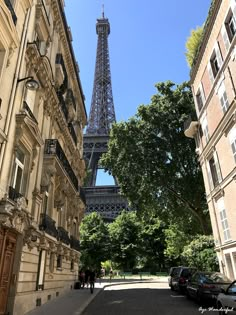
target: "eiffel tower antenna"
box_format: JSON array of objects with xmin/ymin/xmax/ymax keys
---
[{"xmin": 102, "ymin": 4, "xmax": 104, "ymax": 18}]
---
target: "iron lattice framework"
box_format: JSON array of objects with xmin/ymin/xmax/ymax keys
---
[
  {"xmin": 83, "ymin": 12, "xmax": 129, "ymax": 221},
  {"xmin": 86, "ymin": 14, "xmax": 116, "ymax": 135}
]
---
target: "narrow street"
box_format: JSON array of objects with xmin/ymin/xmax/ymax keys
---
[{"xmin": 82, "ymin": 281, "xmax": 216, "ymax": 315}]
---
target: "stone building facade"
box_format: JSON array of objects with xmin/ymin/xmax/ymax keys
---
[
  {"xmin": 185, "ymin": 0, "xmax": 236, "ymax": 279},
  {"xmin": 0, "ymin": 0, "xmax": 87, "ymax": 314}
]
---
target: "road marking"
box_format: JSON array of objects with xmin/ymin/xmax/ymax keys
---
[{"xmin": 170, "ymin": 295, "xmax": 185, "ymax": 298}]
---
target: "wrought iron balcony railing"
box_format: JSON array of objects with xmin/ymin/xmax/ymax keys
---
[
  {"xmin": 44, "ymin": 139, "xmax": 79, "ymax": 191},
  {"xmin": 8, "ymin": 186, "xmax": 23, "ymax": 201},
  {"xmin": 70, "ymin": 235, "xmax": 80, "ymax": 251},
  {"xmin": 57, "ymin": 226, "xmax": 70, "ymax": 245},
  {"xmin": 39, "ymin": 213, "xmax": 58, "ymax": 238},
  {"xmin": 4, "ymin": 0, "xmax": 17, "ymax": 24},
  {"xmin": 68, "ymin": 123, "xmax": 77, "ymax": 145}
]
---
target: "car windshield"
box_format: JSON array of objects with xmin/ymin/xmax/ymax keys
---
[{"xmin": 202, "ymin": 273, "xmax": 231, "ymax": 283}]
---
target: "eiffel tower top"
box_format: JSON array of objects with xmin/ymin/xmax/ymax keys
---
[{"xmin": 86, "ymin": 8, "xmax": 116, "ymax": 135}]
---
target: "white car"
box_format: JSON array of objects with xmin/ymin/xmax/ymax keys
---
[{"xmin": 217, "ymin": 280, "xmax": 236, "ymax": 315}]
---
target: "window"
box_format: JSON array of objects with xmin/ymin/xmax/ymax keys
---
[
  {"xmin": 56, "ymin": 255, "xmax": 62, "ymax": 269},
  {"xmin": 11, "ymin": 147, "xmax": 28, "ymax": 195},
  {"xmin": 208, "ymin": 43, "xmax": 223, "ymax": 83},
  {"xmin": 201, "ymin": 116, "xmax": 210, "ymax": 143},
  {"xmin": 36, "ymin": 250, "xmax": 46, "ymax": 290},
  {"xmin": 226, "ymin": 9, "xmax": 236, "ymax": 42},
  {"xmin": 229, "ymin": 127, "xmax": 236, "ymax": 162},
  {"xmin": 217, "ymin": 198, "xmax": 231, "ymax": 242},
  {"xmin": 207, "ymin": 152, "xmax": 222, "ymax": 189},
  {"xmin": 218, "ymin": 82, "xmax": 229, "ymax": 113},
  {"xmin": 196, "ymin": 83, "xmax": 205, "ymax": 112}
]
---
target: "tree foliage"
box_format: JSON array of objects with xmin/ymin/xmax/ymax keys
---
[
  {"xmin": 185, "ymin": 26, "xmax": 203, "ymax": 68},
  {"xmin": 108, "ymin": 211, "xmax": 140, "ymax": 270},
  {"xmin": 181, "ymin": 235, "xmax": 219, "ymax": 271},
  {"xmin": 138, "ymin": 215, "xmax": 166, "ymax": 270},
  {"xmin": 80, "ymin": 212, "xmax": 110, "ymax": 269},
  {"xmin": 164, "ymin": 223, "xmax": 192, "ymax": 265},
  {"xmin": 101, "ymin": 81, "xmax": 210, "ymax": 234}
]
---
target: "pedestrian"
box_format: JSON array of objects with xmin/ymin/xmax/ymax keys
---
[
  {"xmin": 85, "ymin": 268, "xmax": 90, "ymax": 288},
  {"xmin": 79, "ymin": 270, "xmax": 85, "ymax": 288},
  {"xmin": 109, "ymin": 268, "xmax": 113, "ymax": 280},
  {"xmin": 89, "ymin": 269, "xmax": 96, "ymax": 294}
]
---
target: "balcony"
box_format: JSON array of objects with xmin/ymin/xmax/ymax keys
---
[
  {"xmin": 57, "ymin": 226, "xmax": 70, "ymax": 245},
  {"xmin": 4, "ymin": 0, "xmax": 17, "ymax": 25},
  {"xmin": 8, "ymin": 186, "xmax": 23, "ymax": 202},
  {"xmin": 44, "ymin": 139, "xmax": 78, "ymax": 191},
  {"xmin": 184, "ymin": 116, "xmax": 199, "ymax": 138},
  {"xmin": 70, "ymin": 235, "xmax": 80, "ymax": 251},
  {"xmin": 39, "ymin": 213, "xmax": 58, "ymax": 238}
]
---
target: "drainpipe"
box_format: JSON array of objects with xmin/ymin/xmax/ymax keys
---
[
  {"xmin": 227, "ymin": 65, "xmax": 236, "ymax": 97},
  {"xmin": 0, "ymin": 6, "xmax": 32, "ymax": 176}
]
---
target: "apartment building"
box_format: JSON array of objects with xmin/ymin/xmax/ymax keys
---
[
  {"xmin": 0, "ymin": 0, "xmax": 87, "ymax": 314},
  {"xmin": 185, "ymin": 0, "xmax": 236, "ymax": 279}
]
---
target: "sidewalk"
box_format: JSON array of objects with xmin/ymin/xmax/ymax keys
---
[
  {"xmin": 26, "ymin": 277, "xmax": 168, "ymax": 315},
  {"xmin": 25, "ymin": 282, "xmax": 106, "ymax": 315}
]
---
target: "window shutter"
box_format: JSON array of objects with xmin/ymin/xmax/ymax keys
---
[
  {"xmin": 199, "ymin": 82, "xmax": 206, "ymax": 103},
  {"xmin": 206, "ymin": 162, "xmax": 214, "ymax": 191},
  {"xmin": 231, "ymin": 0, "xmax": 236, "ymax": 19},
  {"xmin": 215, "ymin": 42, "xmax": 223, "ymax": 68},
  {"xmin": 221, "ymin": 25, "xmax": 230, "ymax": 51},
  {"xmin": 207, "ymin": 62, "xmax": 214, "ymax": 84},
  {"xmin": 213, "ymin": 151, "xmax": 222, "ymax": 183}
]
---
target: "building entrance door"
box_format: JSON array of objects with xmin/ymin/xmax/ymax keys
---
[{"xmin": 0, "ymin": 228, "xmax": 17, "ymax": 315}]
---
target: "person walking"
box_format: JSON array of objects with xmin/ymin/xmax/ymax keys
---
[
  {"xmin": 89, "ymin": 269, "xmax": 96, "ymax": 294},
  {"xmin": 109, "ymin": 268, "xmax": 113, "ymax": 280},
  {"xmin": 85, "ymin": 268, "xmax": 90, "ymax": 288}
]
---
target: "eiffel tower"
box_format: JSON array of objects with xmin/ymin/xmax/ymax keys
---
[{"xmin": 83, "ymin": 10, "xmax": 129, "ymax": 221}]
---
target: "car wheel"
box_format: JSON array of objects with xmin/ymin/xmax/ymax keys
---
[
  {"xmin": 170, "ymin": 284, "xmax": 174, "ymax": 291},
  {"xmin": 196, "ymin": 291, "xmax": 202, "ymax": 305},
  {"xmin": 186, "ymin": 290, "xmax": 191, "ymax": 299},
  {"xmin": 217, "ymin": 302, "xmax": 226, "ymax": 315}
]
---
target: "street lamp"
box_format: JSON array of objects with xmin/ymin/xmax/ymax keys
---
[{"xmin": 17, "ymin": 76, "xmax": 40, "ymax": 91}]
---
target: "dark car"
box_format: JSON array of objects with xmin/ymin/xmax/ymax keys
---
[
  {"xmin": 170, "ymin": 266, "xmax": 197, "ymax": 292},
  {"xmin": 186, "ymin": 271, "xmax": 232, "ymax": 304}
]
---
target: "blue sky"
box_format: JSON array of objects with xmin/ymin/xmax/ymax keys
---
[{"xmin": 64, "ymin": 0, "xmax": 212, "ymax": 184}]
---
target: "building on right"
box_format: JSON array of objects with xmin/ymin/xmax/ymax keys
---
[{"xmin": 185, "ymin": 0, "xmax": 236, "ymax": 280}]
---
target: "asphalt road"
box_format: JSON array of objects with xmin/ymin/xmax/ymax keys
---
[{"xmin": 82, "ymin": 281, "xmax": 218, "ymax": 315}]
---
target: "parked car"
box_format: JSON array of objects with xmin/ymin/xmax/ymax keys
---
[
  {"xmin": 186, "ymin": 271, "xmax": 231, "ymax": 304},
  {"xmin": 170, "ymin": 266, "xmax": 197, "ymax": 292},
  {"xmin": 217, "ymin": 280, "xmax": 236, "ymax": 315},
  {"xmin": 168, "ymin": 267, "xmax": 179, "ymax": 290}
]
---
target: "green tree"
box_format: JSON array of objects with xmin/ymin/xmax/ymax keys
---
[
  {"xmin": 185, "ymin": 26, "xmax": 203, "ymax": 68},
  {"xmin": 109, "ymin": 211, "xmax": 140, "ymax": 270},
  {"xmin": 164, "ymin": 223, "xmax": 192, "ymax": 265},
  {"xmin": 139, "ymin": 215, "xmax": 166, "ymax": 271},
  {"xmin": 80, "ymin": 212, "xmax": 110, "ymax": 269},
  {"xmin": 101, "ymin": 81, "xmax": 210, "ymax": 234},
  {"xmin": 181, "ymin": 235, "xmax": 219, "ymax": 271}
]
